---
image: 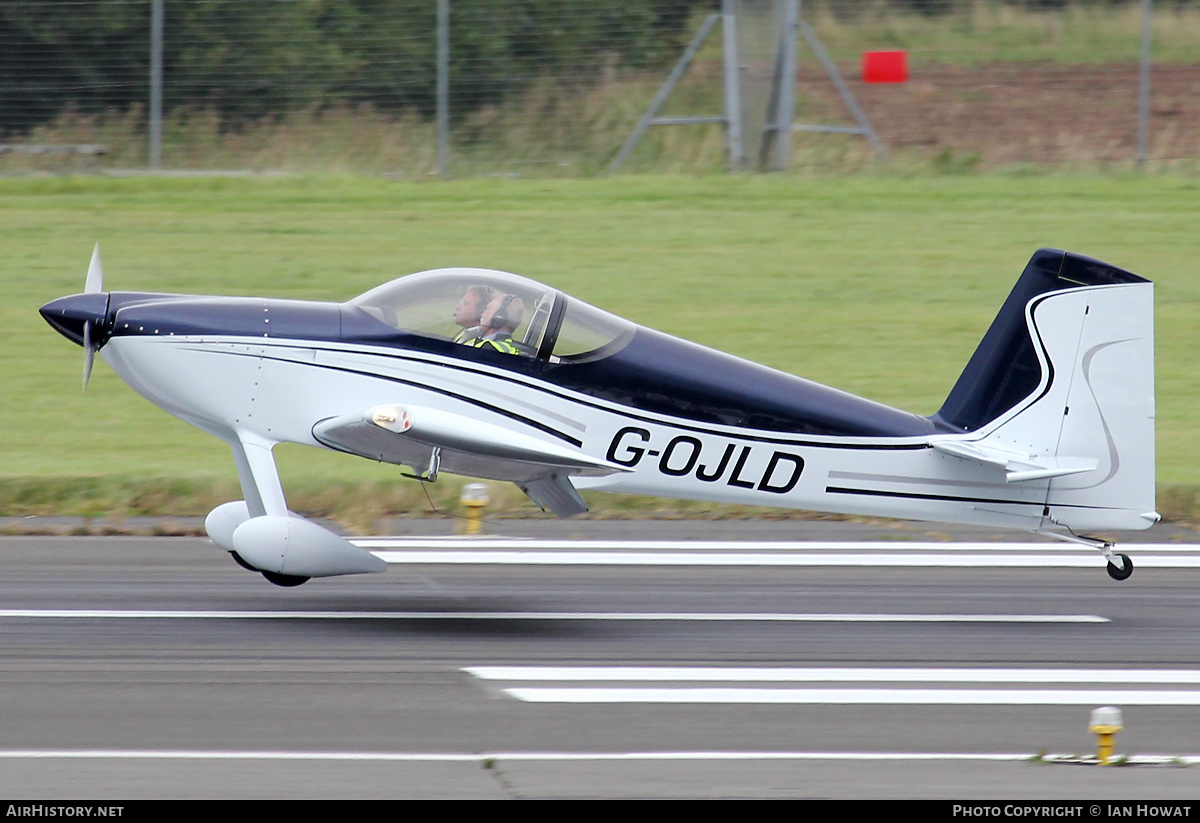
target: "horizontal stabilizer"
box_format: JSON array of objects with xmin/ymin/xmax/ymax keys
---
[{"xmin": 930, "ymin": 438, "xmax": 1097, "ymax": 483}]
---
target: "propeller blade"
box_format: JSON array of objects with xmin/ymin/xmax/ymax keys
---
[
  {"xmin": 85, "ymin": 243, "xmax": 103, "ymax": 294},
  {"xmin": 82, "ymin": 321, "xmax": 95, "ymax": 391}
]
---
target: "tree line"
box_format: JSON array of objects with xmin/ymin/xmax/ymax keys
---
[
  {"xmin": 2, "ymin": 0, "xmax": 1172, "ymax": 136},
  {"xmin": 0, "ymin": 0, "xmax": 709, "ymax": 135}
]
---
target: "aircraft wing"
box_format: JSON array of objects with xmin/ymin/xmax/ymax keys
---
[
  {"xmin": 312, "ymin": 404, "xmax": 629, "ymax": 517},
  {"xmin": 929, "ymin": 438, "xmax": 1097, "ymax": 483}
]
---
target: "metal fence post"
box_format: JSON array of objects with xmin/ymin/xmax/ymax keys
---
[
  {"xmin": 149, "ymin": 0, "xmax": 163, "ymax": 169},
  {"xmin": 765, "ymin": 0, "xmax": 798, "ymax": 171},
  {"xmin": 436, "ymin": 0, "xmax": 450, "ymax": 177},
  {"xmin": 722, "ymin": 0, "xmax": 745, "ymax": 169},
  {"xmin": 1137, "ymin": 0, "xmax": 1152, "ymax": 169}
]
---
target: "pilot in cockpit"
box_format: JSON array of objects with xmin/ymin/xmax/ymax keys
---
[
  {"xmin": 470, "ymin": 292, "xmax": 525, "ymax": 354},
  {"xmin": 452, "ymin": 284, "xmax": 493, "ymax": 343}
]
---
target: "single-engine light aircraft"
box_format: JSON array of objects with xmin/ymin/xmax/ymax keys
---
[{"xmin": 41, "ymin": 247, "xmax": 1156, "ymax": 587}]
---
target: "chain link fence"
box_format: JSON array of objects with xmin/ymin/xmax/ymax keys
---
[{"xmin": 1, "ymin": 0, "xmax": 1195, "ymax": 175}]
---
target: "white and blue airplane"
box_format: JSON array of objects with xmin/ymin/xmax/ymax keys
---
[{"xmin": 41, "ymin": 247, "xmax": 1156, "ymax": 586}]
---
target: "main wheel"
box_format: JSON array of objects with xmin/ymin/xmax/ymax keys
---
[
  {"xmin": 232, "ymin": 551, "xmax": 309, "ymax": 586},
  {"xmin": 260, "ymin": 570, "xmax": 310, "ymax": 587},
  {"xmin": 1106, "ymin": 553, "xmax": 1133, "ymax": 581}
]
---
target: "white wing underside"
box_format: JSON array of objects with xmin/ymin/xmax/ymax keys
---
[{"xmin": 312, "ymin": 403, "xmax": 629, "ymax": 517}]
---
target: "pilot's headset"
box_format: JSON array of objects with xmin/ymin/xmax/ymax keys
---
[{"xmin": 487, "ymin": 293, "xmax": 521, "ymax": 330}]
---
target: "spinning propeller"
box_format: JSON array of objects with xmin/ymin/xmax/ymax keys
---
[{"xmin": 82, "ymin": 243, "xmax": 104, "ymax": 390}]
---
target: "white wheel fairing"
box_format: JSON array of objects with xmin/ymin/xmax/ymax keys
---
[
  {"xmin": 231, "ymin": 516, "xmax": 385, "ymax": 578},
  {"xmin": 205, "ymin": 500, "xmax": 251, "ymax": 552}
]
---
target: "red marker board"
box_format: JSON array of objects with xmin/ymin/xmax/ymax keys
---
[{"xmin": 862, "ymin": 51, "xmax": 908, "ymax": 84}]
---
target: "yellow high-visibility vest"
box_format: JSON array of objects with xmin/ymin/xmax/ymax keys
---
[{"xmin": 474, "ymin": 336, "xmax": 519, "ymax": 354}]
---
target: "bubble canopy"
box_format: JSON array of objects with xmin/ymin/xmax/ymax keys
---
[{"xmin": 349, "ymin": 267, "xmax": 634, "ymax": 362}]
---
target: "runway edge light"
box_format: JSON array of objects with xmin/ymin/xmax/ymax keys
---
[
  {"xmin": 460, "ymin": 483, "xmax": 490, "ymax": 536},
  {"xmin": 863, "ymin": 51, "xmax": 908, "ymax": 84},
  {"xmin": 1089, "ymin": 706, "xmax": 1123, "ymax": 765}
]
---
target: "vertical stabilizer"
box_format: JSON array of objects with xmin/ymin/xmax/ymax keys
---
[{"xmin": 932, "ymin": 250, "xmax": 1156, "ymax": 532}]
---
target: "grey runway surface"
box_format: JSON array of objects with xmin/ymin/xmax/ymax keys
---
[{"xmin": 1, "ymin": 521, "xmax": 1199, "ymax": 799}]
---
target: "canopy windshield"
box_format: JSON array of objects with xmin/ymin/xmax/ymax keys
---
[{"xmin": 348, "ymin": 267, "xmax": 633, "ymax": 362}]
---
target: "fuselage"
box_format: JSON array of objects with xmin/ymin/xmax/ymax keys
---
[
  {"xmin": 40, "ymin": 254, "xmax": 1156, "ymax": 537},
  {"xmin": 37, "ymin": 287, "xmax": 1048, "ymax": 534}
]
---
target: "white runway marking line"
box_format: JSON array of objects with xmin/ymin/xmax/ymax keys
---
[
  {"xmin": 0, "ymin": 749, "xmax": 1194, "ymax": 765},
  {"xmin": 502, "ymin": 688, "xmax": 1200, "ymax": 706},
  {"xmin": 465, "ymin": 666, "xmax": 1200, "ymax": 706},
  {"xmin": 466, "ymin": 666, "xmax": 1200, "ymax": 684},
  {"xmin": 354, "ymin": 538, "xmax": 1200, "ymax": 552},
  {"xmin": 0, "ymin": 610, "xmax": 1108, "ymax": 624},
  {"xmin": 354, "ymin": 539, "xmax": 1200, "ymax": 568}
]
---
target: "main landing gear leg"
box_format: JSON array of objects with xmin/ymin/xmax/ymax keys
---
[
  {"xmin": 1045, "ymin": 531, "xmax": 1133, "ymax": 581},
  {"xmin": 213, "ymin": 430, "xmax": 383, "ymax": 585},
  {"xmin": 227, "ymin": 433, "xmax": 313, "ymax": 587}
]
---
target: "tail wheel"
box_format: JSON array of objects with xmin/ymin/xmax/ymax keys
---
[{"xmin": 1106, "ymin": 553, "xmax": 1134, "ymax": 581}]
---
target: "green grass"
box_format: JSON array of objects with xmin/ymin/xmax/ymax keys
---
[{"xmin": 3, "ymin": 172, "xmax": 1198, "ymax": 522}]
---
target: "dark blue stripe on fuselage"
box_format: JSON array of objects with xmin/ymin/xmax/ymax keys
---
[
  {"xmin": 104, "ymin": 292, "xmax": 931, "ymax": 439},
  {"xmin": 108, "ymin": 293, "xmax": 342, "ymax": 341},
  {"xmin": 543, "ymin": 327, "xmax": 932, "ymax": 437}
]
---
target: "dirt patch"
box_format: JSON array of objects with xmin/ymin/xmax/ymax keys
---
[{"xmin": 797, "ymin": 63, "xmax": 1200, "ymax": 166}]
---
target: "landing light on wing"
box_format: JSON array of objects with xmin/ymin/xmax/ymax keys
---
[{"xmin": 371, "ymin": 405, "xmax": 412, "ymax": 432}]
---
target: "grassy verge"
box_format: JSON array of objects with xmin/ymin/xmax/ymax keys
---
[
  {"xmin": 4, "ymin": 173, "xmax": 1198, "ymax": 525},
  {"xmin": 4, "ymin": 474, "xmax": 1197, "ymax": 534},
  {"xmin": 0, "ymin": 474, "xmax": 881, "ymax": 535}
]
